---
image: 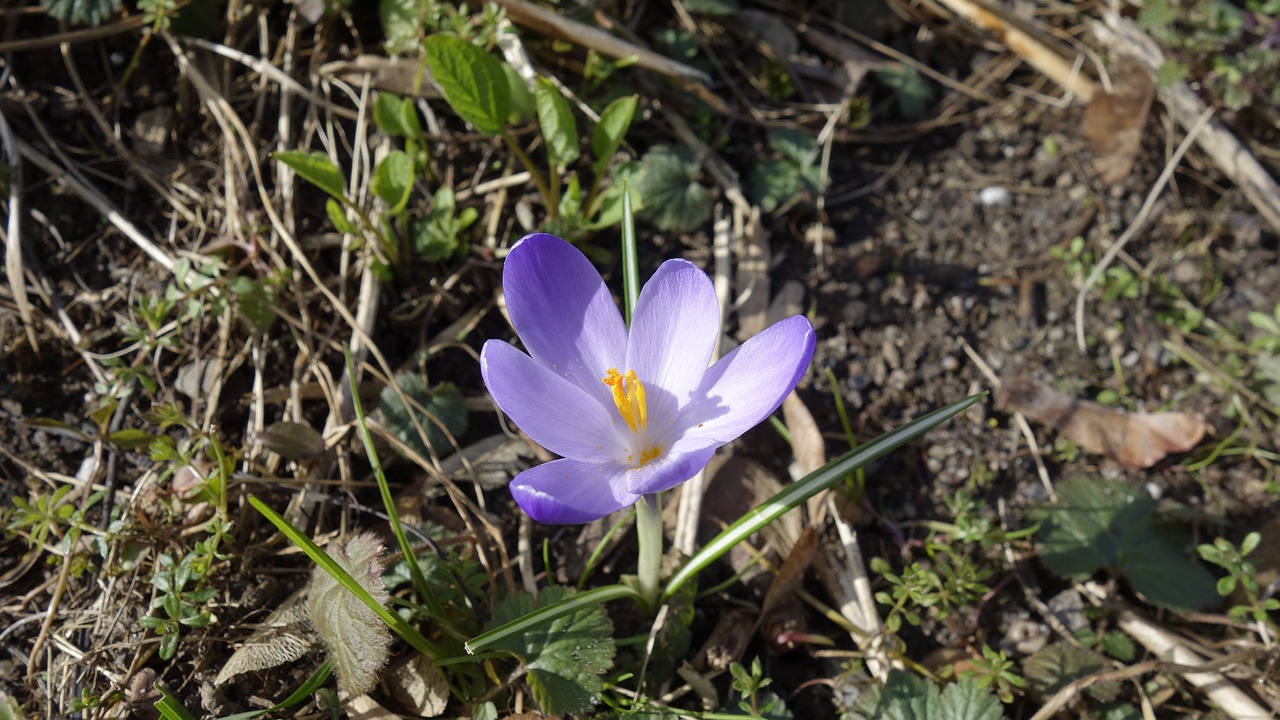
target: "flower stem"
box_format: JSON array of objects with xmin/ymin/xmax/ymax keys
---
[{"xmin": 634, "ymin": 493, "xmax": 663, "ymax": 612}]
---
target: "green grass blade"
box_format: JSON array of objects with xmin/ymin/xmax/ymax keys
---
[
  {"xmin": 343, "ymin": 347, "xmax": 447, "ymax": 623},
  {"xmin": 464, "ymin": 583, "xmax": 642, "ymax": 654},
  {"xmin": 153, "ymin": 685, "xmax": 198, "ymax": 720},
  {"xmin": 247, "ymin": 494, "xmax": 445, "ymax": 661},
  {"xmin": 621, "ymin": 181, "xmax": 639, "ymax": 325},
  {"xmin": 217, "ymin": 660, "xmax": 334, "ymax": 720},
  {"xmin": 663, "ymin": 393, "xmax": 985, "ymax": 600}
]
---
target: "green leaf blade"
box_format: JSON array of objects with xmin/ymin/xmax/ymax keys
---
[
  {"xmin": 592, "ymin": 95, "xmax": 638, "ymax": 175},
  {"xmin": 535, "ymin": 77, "xmax": 580, "ymax": 171},
  {"xmin": 276, "ymin": 150, "xmax": 346, "ymax": 200},
  {"xmin": 372, "ymin": 150, "xmax": 414, "ymax": 215}
]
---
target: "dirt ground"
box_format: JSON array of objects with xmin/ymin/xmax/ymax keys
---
[{"xmin": 1, "ymin": 1, "xmax": 1278, "ymax": 718}]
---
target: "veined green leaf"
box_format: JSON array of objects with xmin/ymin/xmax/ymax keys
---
[
  {"xmin": 487, "ymin": 586, "xmax": 616, "ymax": 715},
  {"xmin": 276, "ymin": 150, "xmax": 346, "ymax": 200},
  {"xmin": 374, "ymin": 92, "xmax": 422, "ymax": 140},
  {"xmin": 307, "ymin": 533, "xmax": 393, "ymax": 696},
  {"xmin": 535, "ymin": 77, "xmax": 580, "ymax": 171},
  {"xmin": 592, "ymin": 95, "xmax": 638, "ymax": 175},
  {"xmin": 424, "ymin": 35, "xmax": 511, "ymax": 136}
]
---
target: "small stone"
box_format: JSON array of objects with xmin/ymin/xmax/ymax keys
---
[
  {"xmin": 979, "ymin": 186, "xmax": 1012, "ymax": 207},
  {"xmin": 941, "ymin": 355, "xmax": 960, "ymax": 372}
]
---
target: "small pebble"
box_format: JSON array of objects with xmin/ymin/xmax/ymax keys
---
[
  {"xmin": 979, "ymin": 186, "xmax": 1012, "ymax": 207},
  {"xmin": 941, "ymin": 355, "xmax": 960, "ymax": 373}
]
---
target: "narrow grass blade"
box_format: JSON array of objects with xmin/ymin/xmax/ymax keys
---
[
  {"xmin": 247, "ymin": 495, "xmax": 445, "ymax": 661},
  {"xmin": 663, "ymin": 393, "xmax": 985, "ymax": 600},
  {"xmin": 154, "ymin": 686, "xmax": 198, "ymax": 720},
  {"xmin": 621, "ymin": 181, "xmax": 639, "ymax": 325},
  {"xmin": 218, "ymin": 660, "xmax": 334, "ymax": 720},
  {"xmin": 344, "ymin": 347, "xmax": 446, "ymax": 623},
  {"xmin": 465, "ymin": 583, "xmax": 642, "ymax": 654}
]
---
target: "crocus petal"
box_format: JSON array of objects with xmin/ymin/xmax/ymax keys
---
[
  {"xmin": 481, "ymin": 340, "xmax": 624, "ymax": 462},
  {"xmin": 623, "ymin": 442, "xmax": 718, "ymax": 495},
  {"xmin": 625, "ymin": 259, "xmax": 720, "ymax": 421},
  {"xmin": 511, "ymin": 458, "xmax": 640, "ymax": 524},
  {"xmin": 681, "ymin": 315, "xmax": 816, "ymax": 445},
  {"xmin": 503, "ymin": 234, "xmax": 627, "ymax": 396}
]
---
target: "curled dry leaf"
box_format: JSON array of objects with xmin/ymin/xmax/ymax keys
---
[
  {"xmin": 1084, "ymin": 56, "xmax": 1156, "ymax": 184},
  {"xmin": 214, "ymin": 597, "xmax": 311, "ymax": 685},
  {"xmin": 998, "ymin": 377, "xmax": 1206, "ymax": 469}
]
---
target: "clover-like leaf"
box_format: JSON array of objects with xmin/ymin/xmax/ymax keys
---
[
  {"xmin": 1029, "ymin": 477, "xmax": 1219, "ymax": 612},
  {"xmin": 939, "ymin": 679, "xmax": 1004, "ymax": 720},
  {"xmin": 488, "ymin": 586, "xmax": 616, "ymax": 715},
  {"xmin": 424, "ymin": 35, "xmax": 511, "ymax": 136},
  {"xmin": 306, "ymin": 533, "xmax": 393, "ymax": 696},
  {"xmin": 635, "ymin": 145, "xmax": 712, "ymax": 233},
  {"xmin": 379, "ymin": 375, "xmax": 467, "ymax": 458},
  {"xmin": 855, "ymin": 670, "xmax": 1003, "ymax": 720},
  {"xmin": 1023, "ymin": 642, "xmax": 1113, "ymax": 701}
]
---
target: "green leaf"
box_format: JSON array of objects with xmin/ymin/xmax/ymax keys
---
[
  {"xmin": 635, "ymin": 145, "xmax": 712, "ymax": 233},
  {"xmin": 372, "ymin": 150, "xmax": 414, "ymax": 215},
  {"xmin": 107, "ymin": 428, "xmax": 157, "ymax": 449},
  {"xmin": 228, "ymin": 275, "xmax": 278, "ymax": 333},
  {"xmin": 874, "ymin": 65, "xmax": 934, "ymax": 119},
  {"xmin": 749, "ymin": 159, "xmax": 802, "ymax": 213},
  {"xmin": 876, "ymin": 670, "xmax": 940, "ymax": 719},
  {"xmin": 684, "ymin": 0, "xmax": 739, "ymax": 14},
  {"xmin": 1100, "ymin": 630, "xmax": 1135, "ymax": 662},
  {"xmin": 535, "ymin": 77, "xmax": 580, "ymax": 171},
  {"xmin": 503, "ymin": 64, "xmax": 535, "ymax": 124},
  {"xmin": 939, "ymin": 678, "xmax": 1004, "ymax": 720},
  {"xmin": 488, "ymin": 586, "xmax": 616, "ymax": 715},
  {"xmin": 1155, "ymin": 60, "xmax": 1190, "ymax": 89},
  {"xmin": 326, "ymin": 198, "xmax": 357, "ymax": 235},
  {"xmin": 424, "ymin": 35, "xmax": 511, "ymax": 136},
  {"xmin": 768, "ymin": 127, "xmax": 819, "ymax": 167},
  {"xmin": 379, "ymin": 375, "xmax": 467, "ymax": 458},
  {"xmin": 380, "ymin": 0, "xmax": 424, "ymax": 55},
  {"xmin": 42, "ymin": 0, "xmax": 117, "ymax": 27},
  {"xmin": 1029, "ymin": 477, "xmax": 1219, "ymax": 612},
  {"xmin": 276, "ymin": 150, "xmax": 346, "ymax": 200},
  {"xmin": 373, "ymin": 92, "xmax": 422, "ymax": 140},
  {"xmin": 1023, "ymin": 642, "xmax": 1113, "ymax": 701},
  {"xmin": 306, "ymin": 533, "xmax": 394, "ymax": 696},
  {"xmin": 154, "ymin": 684, "xmax": 198, "ymax": 720},
  {"xmin": 592, "ymin": 95, "xmax": 638, "ymax": 175}
]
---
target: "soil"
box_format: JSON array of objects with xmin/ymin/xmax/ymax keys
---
[{"xmin": 1, "ymin": 2, "xmax": 1278, "ymax": 719}]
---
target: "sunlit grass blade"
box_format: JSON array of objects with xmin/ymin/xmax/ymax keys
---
[
  {"xmin": 663, "ymin": 393, "xmax": 985, "ymax": 600},
  {"xmin": 248, "ymin": 494, "xmax": 446, "ymax": 661},
  {"xmin": 343, "ymin": 347, "xmax": 447, "ymax": 623},
  {"xmin": 621, "ymin": 181, "xmax": 639, "ymax": 324},
  {"xmin": 218, "ymin": 660, "xmax": 334, "ymax": 720},
  {"xmin": 154, "ymin": 685, "xmax": 197, "ymax": 720},
  {"xmin": 464, "ymin": 583, "xmax": 642, "ymax": 654}
]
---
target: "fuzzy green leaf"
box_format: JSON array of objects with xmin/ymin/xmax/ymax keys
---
[
  {"xmin": 1024, "ymin": 642, "xmax": 1112, "ymax": 701},
  {"xmin": 939, "ymin": 679, "xmax": 1003, "ymax": 720},
  {"xmin": 488, "ymin": 586, "xmax": 615, "ymax": 715},
  {"xmin": 424, "ymin": 35, "xmax": 511, "ymax": 136},
  {"xmin": 635, "ymin": 145, "xmax": 712, "ymax": 233},
  {"xmin": 535, "ymin": 78, "xmax": 580, "ymax": 171},
  {"xmin": 306, "ymin": 533, "xmax": 393, "ymax": 696},
  {"xmin": 372, "ymin": 151, "xmax": 415, "ymax": 215},
  {"xmin": 276, "ymin": 150, "xmax": 346, "ymax": 200},
  {"xmin": 42, "ymin": 0, "xmax": 118, "ymax": 27},
  {"xmin": 592, "ymin": 95, "xmax": 638, "ymax": 175},
  {"xmin": 1029, "ymin": 477, "xmax": 1219, "ymax": 612},
  {"xmin": 876, "ymin": 670, "xmax": 940, "ymax": 720},
  {"xmin": 379, "ymin": 375, "xmax": 467, "ymax": 458}
]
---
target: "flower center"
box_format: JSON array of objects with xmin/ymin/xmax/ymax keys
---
[
  {"xmin": 602, "ymin": 368, "xmax": 648, "ymax": 434},
  {"xmin": 604, "ymin": 369, "xmax": 663, "ymax": 468}
]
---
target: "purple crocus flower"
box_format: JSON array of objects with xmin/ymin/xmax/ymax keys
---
[{"xmin": 481, "ymin": 233, "xmax": 816, "ymax": 524}]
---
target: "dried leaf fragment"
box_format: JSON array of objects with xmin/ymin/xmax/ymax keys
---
[
  {"xmin": 1084, "ymin": 56, "xmax": 1155, "ymax": 184},
  {"xmin": 998, "ymin": 377, "xmax": 1205, "ymax": 468}
]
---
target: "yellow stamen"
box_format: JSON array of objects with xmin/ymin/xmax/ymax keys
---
[
  {"xmin": 602, "ymin": 367, "xmax": 649, "ymax": 434},
  {"xmin": 638, "ymin": 446, "xmax": 661, "ymax": 465}
]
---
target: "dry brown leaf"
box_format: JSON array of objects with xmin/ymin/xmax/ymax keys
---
[
  {"xmin": 997, "ymin": 377, "xmax": 1205, "ymax": 469},
  {"xmin": 1084, "ymin": 56, "xmax": 1156, "ymax": 184},
  {"xmin": 694, "ymin": 607, "xmax": 758, "ymax": 671},
  {"xmin": 387, "ymin": 655, "xmax": 449, "ymax": 717},
  {"xmin": 782, "ymin": 392, "xmax": 825, "ymax": 477},
  {"xmin": 214, "ymin": 596, "xmax": 311, "ymax": 686}
]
